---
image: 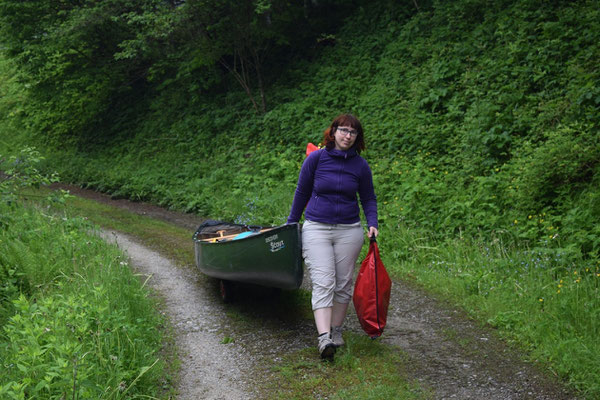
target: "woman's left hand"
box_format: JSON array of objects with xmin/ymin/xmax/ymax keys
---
[{"xmin": 368, "ymin": 226, "xmax": 378, "ymax": 239}]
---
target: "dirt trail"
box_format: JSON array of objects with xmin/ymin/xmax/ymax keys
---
[
  {"xmin": 101, "ymin": 230, "xmax": 254, "ymax": 399},
  {"xmin": 62, "ymin": 184, "xmax": 576, "ymax": 399}
]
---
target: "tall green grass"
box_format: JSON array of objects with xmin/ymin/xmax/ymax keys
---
[
  {"xmin": 384, "ymin": 225, "xmax": 600, "ymax": 397},
  {"xmin": 0, "ymin": 199, "xmax": 170, "ymax": 398}
]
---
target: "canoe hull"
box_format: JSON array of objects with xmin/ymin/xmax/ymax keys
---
[{"xmin": 193, "ymin": 223, "xmax": 303, "ymax": 290}]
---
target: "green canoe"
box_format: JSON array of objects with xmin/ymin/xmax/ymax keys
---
[{"xmin": 192, "ymin": 220, "xmax": 303, "ymax": 290}]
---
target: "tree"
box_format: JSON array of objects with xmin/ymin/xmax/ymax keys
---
[
  {"xmin": 172, "ymin": 0, "xmax": 311, "ymax": 114},
  {"xmin": 139, "ymin": 0, "xmax": 360, "ymax": 114},
  {"xmin": 0, "ymin": 0, "xmax": 363, "ymax": 142},
  {"xmin": 0, "ymin": 0, "xmax": 170, "ymax": 143}
]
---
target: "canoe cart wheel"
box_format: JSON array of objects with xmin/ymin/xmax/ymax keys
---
[{"xmin": 219, "ymin": 279, "xmax": 233, "ymax": 303}]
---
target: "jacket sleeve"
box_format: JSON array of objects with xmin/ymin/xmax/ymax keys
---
[
  {"xmin": 358, "ymin": 160, "xmax": 378, "ymax": 229},
  {"xmin": 287, "ymin": 150, "xmax": 320, "ymax": 224}
]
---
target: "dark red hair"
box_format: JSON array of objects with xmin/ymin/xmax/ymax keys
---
[{"xmin": 322, "ymin": 114, "xmax": 365, "ymax": 153}]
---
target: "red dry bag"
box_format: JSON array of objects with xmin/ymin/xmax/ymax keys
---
[{"xmin": 353, "ymin": 239, "xmax": 391, "ymax": 338}]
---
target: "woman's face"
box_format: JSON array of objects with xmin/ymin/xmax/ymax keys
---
[{"xmin": 334, "ymin": 125, "xmax": 358, "ymax": 151}]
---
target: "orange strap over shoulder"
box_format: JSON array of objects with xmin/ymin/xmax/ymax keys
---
[{"xmin": 306, "ymin": 143, "xmax": 319, "ymax": 157}]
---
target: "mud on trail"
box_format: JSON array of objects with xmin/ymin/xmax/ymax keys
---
[{"xmin": 60, "ymin": 184, "xmax": 576, "ymax": 399}]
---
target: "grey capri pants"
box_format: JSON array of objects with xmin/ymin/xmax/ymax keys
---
[{"xmin": 302, "ymin": 220, "xmax": 365, "ymax": 310}]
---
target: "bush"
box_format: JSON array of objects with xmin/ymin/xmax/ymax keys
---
[{"xmin": 0, "ymin": 149, "xmax": 166, "ymax": 399}]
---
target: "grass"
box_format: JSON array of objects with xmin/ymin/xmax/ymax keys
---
[
  {"xmin": 11, "ymin": 184, "xmax": 593, "ymax": 397},
  {"xmin": 0, "ymin": 199, "xmax": 173, "ymax": 399},
  {"xmin": 386, "ymin": 226, "xmax": 600, "ymax": 397},
  {"xmin": 267, "ymin": 333, "xmax": 430, "ymax": 400},
  {"xmin": 38, "ymin": 187, "xmax": 197, "ymax": 268}
]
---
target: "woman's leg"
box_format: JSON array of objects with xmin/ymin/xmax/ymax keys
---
[
  {"xmin": 302, "ymin": 221, "xmax": 339, "ymax": 359},
  {"xmin": 331, "ymin": 301, "xmax": 349, "ymax": 327},
  {"xmin": 332, "ymin": 224, "xmax": 364, "ymax": 325},
  {"xmin": 302, "ymin": 221, "xmax": 336, "ymax": 330},
  {"xmin": 314, "ymin": 307, "xmax": 332, "ymax": 335}
]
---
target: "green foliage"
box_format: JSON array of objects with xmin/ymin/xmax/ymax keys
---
[
  {"xmin": 0, "ymin": 152, "xmax": 167, "ymax": 398},
  {"xmin": 395, "ymin": 229, "xmax": 600, "ymax": 397},
  {"xmin": 3, "ymin": 0, "xmax": 597, "ymax": 261},
  {"xmin": 0, "ymin": 0, "xmax": 367, "ymax": 143},
  {"xmin": 1, "ymin": 0, "xmax": 599, "ymax": 396},
  {"xmin": 0, "ymin": 0, "xmax": 165, "ymax": 145},
  {"xmin": 0, "ymin": 147, "xmax": 62, "ymax": 204},
  {"xmin": 0, "ymin": 200, "xmax": 167, "ymax": 398},
  {"xmin": 0, "ymin": 56, "xmax": 25, "ymax": 139}
]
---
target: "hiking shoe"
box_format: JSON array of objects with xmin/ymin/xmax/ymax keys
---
[
  {"xmin": 331, "ymin": 326, "xmax": 344, "ymax": 347},
  {"xmin": 318, "ymin": 334, "xmax": 336, "ymax": 360}
]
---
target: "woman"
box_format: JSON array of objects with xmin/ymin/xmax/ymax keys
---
[{"xmin": 287, "ymin": 114, "xmax": 378, "ymax": 360}]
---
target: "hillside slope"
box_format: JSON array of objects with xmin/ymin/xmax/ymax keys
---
[{"xmin": 5, "ymin": 0, "xmax": 595, "ymax": 257}]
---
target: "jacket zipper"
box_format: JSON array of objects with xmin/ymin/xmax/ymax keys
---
[{"xmin": 336, "ymin": 156, "xmax": 345, "ymax": 219}]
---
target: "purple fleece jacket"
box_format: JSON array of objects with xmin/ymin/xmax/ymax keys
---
[{"xmin": 287, "ymin": 147, "xmax": 378, "ymax": 228}]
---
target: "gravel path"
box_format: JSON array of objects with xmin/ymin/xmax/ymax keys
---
[
  {"xmin": 63, "ymin": 184, "xmax": 577, "ymax": 399},
  {"xmin": 101, "ymin": 230, "xmax": 254, "ymax": 399}
]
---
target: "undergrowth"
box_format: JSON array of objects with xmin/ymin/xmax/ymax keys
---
[
  {"xmin": 389, "ymin": 226, "xmax": 600, "ymax": 397},
  {"xmin": 0, "ymin": 152, "xmax": 170, "ymax": 398}
]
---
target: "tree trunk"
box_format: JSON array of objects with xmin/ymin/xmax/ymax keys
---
[
  {"xmin": 219, "ymin": 57, "xmax": 261, "ymax": 115},
  {"xmin": 251, "ymin": 47, "xmax": 266, "ymax": 114}
]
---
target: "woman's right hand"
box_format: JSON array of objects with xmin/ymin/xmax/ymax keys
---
[{"xmin": 368, "ymin": 226, "xmax": 378, "ymax": 239}]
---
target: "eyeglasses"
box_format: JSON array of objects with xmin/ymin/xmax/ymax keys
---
[{"xmin": 336, "ymin": 127, "xmax": 358, "ymax": 137}]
